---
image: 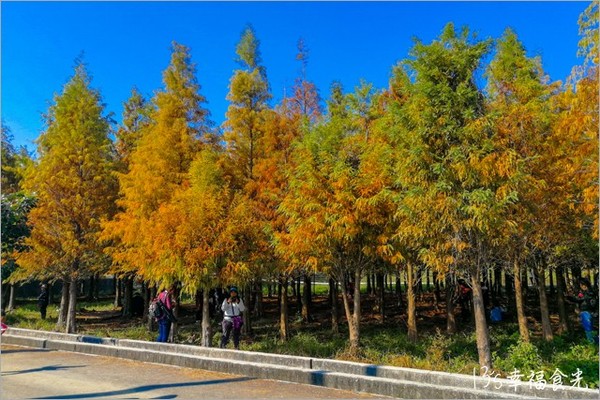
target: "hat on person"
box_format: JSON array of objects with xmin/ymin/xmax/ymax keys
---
[{"xmin": 229, "ymin": 286, "xmax": 238, "ymax": 294}]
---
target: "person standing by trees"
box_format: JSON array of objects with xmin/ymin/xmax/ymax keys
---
[
  {"xmin": 156, "ymin": 286, "xmax": 175, "ymax": 343},
  {"xmin": 37, "ymin": 284, "xmax": 49, "ymax": 319},
  {"xmin": 220, "ymin": 287, "xmax": 245, "ymax": 350}
]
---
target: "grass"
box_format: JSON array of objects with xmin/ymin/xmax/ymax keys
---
[{"xmin": 5, "ymin": 297, "xmax": 598, "ymax": 389}]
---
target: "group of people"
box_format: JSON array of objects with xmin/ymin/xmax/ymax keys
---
[
  {"xmin": 26, "ymin": 276, "xmax": 598, "ymax": 347},
  {"xmin": 153, "ymin": 285, "xmax": 245, "ymax": 349},
  {"xmin": 453, "ymin": 277, "xmax": 598, "ymax": 344}
]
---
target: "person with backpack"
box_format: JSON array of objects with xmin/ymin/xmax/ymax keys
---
[
  {"xmin": 568, "ymin": 278, "xmax": 599, "ymax": 344},
  {"xmin": 154, "ymin": 286, "xmax": 176, "ymax": 343},
  {"xmin": 220, "ymin": 286, "xmax": 245, "ymax": 350},
  {"xmin": 37, "ymin": 284, "xmax": 49, "ymax": 320}
]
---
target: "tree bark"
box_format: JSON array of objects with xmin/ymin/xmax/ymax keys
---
[
  {"xmin": 407, "ymin": 263, "xmax": 417, "ymax": 342},
  {"xmin": 446, "ymin": 274, "xmax": 457, "ymax": 334},
  {"xmin": 535, "ymin": 263, "xmax": 553, "ymax": 341},
  {"xmin": 168, "ymin": 286, "xmax": 180, "ymax": 343},
  {"xmin": 7, "ymin": 284, "xmax": 16, "ymax": 311},
  {"xmin": 340, "ymin": 268, "xmax": 361, "ymax": 351},
  {"xmin": 87, "ymin": 275, "xmax": 95, "ymax": 301},
  {"xmin": 377, "ymin": 273, "xmax": 385, "ymax": 321},
  {"xmin": 242, "ymin": 285, "xmax": 251, "ymax": 334},
  {"xmin": 556, "ymin": 266, "xmax": 570, "ymax": 333},
  {"xmin": 114, "ymin": 278, "xmax": 122, "ymax": 308},
  {"xmin": 66, "ymin": 278, "xmax": 78, "ymax": 333},
  {"xmin": 330, "ymin": 278, "xmax": 339, "ymax": 334},
  {"xmin": 279, "ymin": 278, "xmax": 289, "ymax": 341},
  {"xmin": 122, "ymin": 276, "xmax": 133, "ymax": 317},
  {"xmin": 302, "ymin": 274, "xmax": 311, "ymax": 322},
  {"xmin": 201, "ymin": 288, "xmax": 212, "ymax": 347},
  {"xmin": 513, "ymin": 257, "xmax": 530, "ymax": 342},
  {"xmin": 57, "ymin": 280, "xmax": 70, "ymax": 329},
  {"xmin": 147, "ymin": 285, "xmax": 156, "ymax": 332},
  {"xmin": 255, "ymin": 280, "xmax": 264, "ymax": 318},
  {"xmin": 471, "ymin": 270, "xmax": 492, "ymax": 369}
]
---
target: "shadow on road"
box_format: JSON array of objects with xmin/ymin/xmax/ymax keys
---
[
  {"xmin": 1, "ymin": 348, "xmax": 54, "ymax": 355},
  {"xmin": 33, "ymin": 377, "xmax": 256, "ymax": 399},
  {"xmin": 2, "ymin": 364, "xmax": 85, "ymax": 376}
]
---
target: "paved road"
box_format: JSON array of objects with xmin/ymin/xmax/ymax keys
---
[{"xmin": 1, "ymin": 345, "xmax": 384, "ymax": 399}]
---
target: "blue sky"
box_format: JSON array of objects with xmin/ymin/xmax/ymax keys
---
[{"xmin": 1, "ymin": 1, "xmax": 589, "ymax": 151}]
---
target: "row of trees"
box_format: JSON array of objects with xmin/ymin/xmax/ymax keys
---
[{"xmin": 2, "ymin": 3, "xmax": 597, "ymax": 369}]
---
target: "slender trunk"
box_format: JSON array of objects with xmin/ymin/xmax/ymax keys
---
[
  {"xmin": 87, "ymin": 275, "xmax": 95, "ymax": 301},
  {"xmin": 340, "ymin": 272, "xmax": 359, "ymax": 350},
  {"xmin": 426, "ymin": 269, "xmax": 431, "ymax": 291},
  {"xmin": 7, "ymin": 284, "xmax": 16, "ymax": 311},
  {"xmin": 366, "ymin": 275, "xmax": 372, "ymax": 295},
  {"xmin": 142, "ymin": 282, "xmax": 149, "ymax": 321},
  {"xmin": 57, "ymin": 280, "xmax": 70, "ymax": 328},
  {"xmin": 302, "ymin": 274, "xmax": 311, "ymax": 322},
  {"xmin": 268, "ymin": 281, "xmax": 273, "ymax": 299},
  {"xmin": 279, "ymin": 278, "xmax": 289, "ymax": 341},
  {"xmin": 255, "ymin": 280, "xmax": 263, "ymax": 318},
  {"xmin": 433, "ymin": 272, "xmax": 441, "ymax": 309},
  {"xmin": 556, "ymin": 266, "xmax": 570, "ymax": 333},
  {"xmin": 513, "ymin": 257, "xmax": 530, "ymax": 342},
  {"xmin": 535, "ymin": 264, "xmax": 553, "ymax": 341},
  {"xmin": 377, "ymin": 273, "xmax": 385, "ymax": 322},
  {"xmin": 407, "ymin": 263, "xmax": 417, "ymax": 342},
  {"xmin": 242, "ymin": 285, "xmax": 251, "ymax": 334},
  {"xmin": 549, "ymin": 268, "xmax": 555, "ymax": 296},
  {"xmin": 505, "ymin": 270, "xmax": 515, "ymax": 321},
  {"xmin": 147, "ymin": 286, "xmax": 156, "ymax": 332},
  {"xmin": 66, "ymin": 278, "xmax": 78, "ymax": 333},
  {"xmin": 114, "ymin": 278, "xmax": 122, "ymax": 308},
  {"xmin": 296, "ymin": 277, "xmax": 301, "ymax": 309},
  {"xmin": 330, "ymin": 278, "xmax": 339, "ymax": 334},
  {"xmin": 494, "ymin": 267, "xmax": 502, "ymax": 299},
  {"xmin": 446, "ymin": 274, "xmax": 457, "ymax": 334},
  {"xmin": 395, "ymin": 274, "xmax": 403, "ymax": 309},
  {"xmin": 169, "ymin": 286, "xmax": 180, "ymax": 343},
  {"xmin": 201, "ymin": 288, "xmax": 212, "ymax": 347},
  {"xmin": 471, "ymin": 271, "xmax": 492, "ymax": 370},
  {"xmin": 47, "ymin": 282, "xmax": 54, "ymax": 306},
  {"xmin": 122, "ymin": 276, "xmax": 133, "ymax": 317}
]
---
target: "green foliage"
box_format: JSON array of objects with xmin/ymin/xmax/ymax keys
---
[{"xmin": 494, "ymin": 340, "xmax": 542, "ymax": 373}]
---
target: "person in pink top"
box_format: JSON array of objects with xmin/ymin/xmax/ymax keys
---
[
  {"xmin": 1, "ymin": 309, "xmax": 7, "ymax": 335},
  {"xmin": 156, "ymin": 286, "xmax": 175, "ymax": 342}
]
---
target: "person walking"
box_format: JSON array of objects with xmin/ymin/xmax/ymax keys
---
[
  {"xmin": 38, "ymin": 284, "xmax": 49, "ymax": 320},
  {"xmin": 156, "ymin": 286, "xmax": 175, "ymax": 343},
  {"xmin": 220, "ymin": 287, "xmax": 245, "ymax": 350}
]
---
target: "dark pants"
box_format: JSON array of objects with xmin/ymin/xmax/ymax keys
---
[
  {"xmin": 157, "ymin": 319, "xmax": 171, "ymax": 342},
  {"xmin": 220, "ymin": 319, "xmax": 241, "ymax": 349},
  {"xmin": 39, "ymin": 304, "xmax": 48, "ymax": 320}
]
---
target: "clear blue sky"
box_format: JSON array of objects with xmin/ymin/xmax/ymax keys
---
[{"xmin": 1, "ymin": 1, "xmax": 589, "ymax": 151}]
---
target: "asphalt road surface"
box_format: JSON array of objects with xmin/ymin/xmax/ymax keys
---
[{"xmin": 1, "ymin": 345, "xmax": 384, "ymax": 399}]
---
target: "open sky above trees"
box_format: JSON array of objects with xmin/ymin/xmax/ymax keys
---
[{"xmin": 1, "ymin": 1, "xmax": 588, "ymax": 151}]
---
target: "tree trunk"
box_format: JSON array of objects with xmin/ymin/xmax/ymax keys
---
[
  {"xmin": 279, "ymin": 278, "xmax": 289, "ymax": 341},
  {"xmin": 426, "ymin": 269, "xmax": 431, "ymax": 291},
  {"xmin": 535, "ymin": 264, "xmax": 553, "ymax": 341},
  {"xmin": 268, "ymin": 281, "xmax": 273, "ymax": 299},
  {"xmin": 366, "ymin": 275, "xmax": 372, "ymax": 295},
  {"xmin": 505, "ymin": 270, "xmax": 515, "ymax": 321},
  {"xmin": 122, "ymin": 276, "xmax": 133, "ymax": 317},
  {"xmin": 242, "ymin": 285, "xmax": 251, "ymax": 334},
  {"xmin": 340, "ymin": 270, "xmax": 360, "ymax": 351},
  {"xmin": 494, "ymin": 266, "xmax": 502, "ymax": 299},
  {"xmin": 87, "ymin": 275, "xmax": 95, "ymax": 301},
  {"xmin": 255, "ymin": 280, "xmax": 263, "ymax": 318},
  {"xmin": 549, "ymin": 268, "xmax": 555, "ymax": 296},
  {"xmin": 513, "ymin": 257, "xmax": 530, "ymax": 342},
  {"xmin": 433, "ymin": 272, "xmax": 442, "ymax": 309},
  {"xmin": 66, "ymin": 278, "xmax": 78, "ymax": 333},
  {"xmin": 296, "ymin": 277, "xmax": 301, "ymax": 309},
  {"xmin": 471, "ymin": 271, "xmax": 492, "ymax": 370},
  {"xmin": 7, "ymin": 284, "xmax": 16, "ymax": 311},
  {"xmin": 201, "ymin": 288, "xmax": 212, "ymax": 347},
  {"xmin": 377, "ymin": 273, "xmax": 385, "ymax": 322},
  {"xmin": 57, "ymin": 280, "xmax": 70, "ymax": 329},
  {"xmin": 114, "ymin": 278, "xmax": 122, "ymax": 308},
  {"xmin": 395, "ymin": 274, "xmax": 403, "ymax": 309},
  {"xmin": 556, "ymin": 266, "xmax": 570, "ymax": 333},
  {"xmin": 168, "ymin": 286, "xmax": 180, "ymax": 343},
  {"xmin": 407, "ymin": 263, "xmax": 417, "ymax": 342},
  {"xmin": 330, "ymin": 278, "xmax": 339, "ymax": 334},
  {"xmin": 142, "ymin": 282, "xmax": 150, "ymax": 321},
  {"xmin": 446, "ymin": 274, "xmax": 457, "ymax": 334},
  {"xmin": 302, "ymin": 274, "xmax": 311, "ymax": 322},
  {"xmin": 147, "ymin": 286, "xmax": 156, "ymax": 332}
]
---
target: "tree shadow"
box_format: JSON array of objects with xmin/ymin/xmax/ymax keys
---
[
  {"xmin": 33, "ymin": 377, "xmax": 256, "ymax": 399},
  {"xmin": 2, "ymin": 364, "xmax": 85, "ymax": 376}
]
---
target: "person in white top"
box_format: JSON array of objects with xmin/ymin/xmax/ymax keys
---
[{"xmin": 220, "ymin": 287, "xmax": 245, "ymax": 350}]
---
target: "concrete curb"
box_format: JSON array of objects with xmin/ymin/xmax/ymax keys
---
[{"xmin": 2, "ymin": 328, "xmax": 598, "ymax": 399}]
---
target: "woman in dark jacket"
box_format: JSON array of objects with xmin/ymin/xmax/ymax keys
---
[
  {"xmin": 569, "ymin": 278, "xmax": 598, "ymax": 344},
  {"xmin": 37, "ymin": 284, "xmax": 49, "ymax": 319}
]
